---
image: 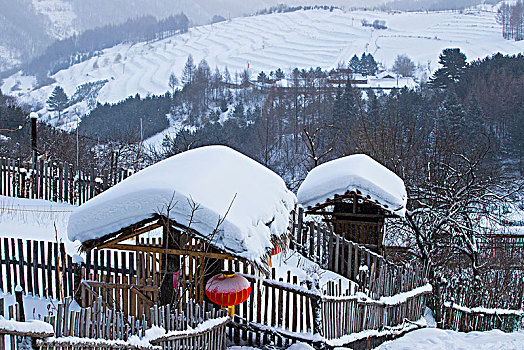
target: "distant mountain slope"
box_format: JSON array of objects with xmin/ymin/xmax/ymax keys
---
[
  {"xmin": 2, "ymin": 7, "xmax": 523, "ymax": 126},
  {"xmin": 1, "ymin": 0, "xmax": 383, "ymax": 72}
]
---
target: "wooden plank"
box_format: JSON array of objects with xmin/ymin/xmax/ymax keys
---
[
  {"xmin": 64, "ymin": 162, "xmax": 69, "ymax": 203},
  {"xmin": 39, "ymin": 241, "xmax": 46, "ymax": 297},
  {"xmin": 67, "ymin": 255, "xmax": 74, "ymax": 297},
  {"xmin": 58, "ymin": 162, "xmax": 64, "ymax": 202},
  {"xmin": 347, "ymin": 242, "xmax": 353, "ymax": 281},
  {"xmin": 277, "ymin": 277, "xmax": 284, "ymax": 346},
  {"xmin": 96, "ymin": 223, "xmax": 163, "ymax": 249},
  {"xmin": 46, "ymin": 242, "xmax": 53, "ymax": 298},
  {"xmin": 334, "ymin": 235, "xmax": 340, "ymax": 274},
  {"xmin": 107, "ymin": 243, "xmax": 236, "ymax": 260},
  {"xmin": 0, "ymin": 239, "xmax": 3, "ymax": 294},
  {"xmin": 3, "ymin": 238, "xmax": 11, "ymax": 294},
  {"xmin": 297, "ymin": 207, "xmax": 304, "ymax": 255},
  {"xmin": 122, "ymin": 251, "xmax": 129, "ymax": 317},
  {"xmin": 309, "ymin": 222, "xmax": 315, "ymax": 261},
  {"xmin": 32, "ymin": 240, "xmax": 39, "ymax": 296},
  {"xmin": 292, "ymin": 276, "xmax": 298, "ymax": 332},
  {"xmin": 54, "ymin": 242, "xmax": 60, "ymax": 299},
  {"xmin": 17, "ymin": 239, "xmax": 25, "ymax": 291},
  {"xmin": 26, "ymin": 240, "xmax": 33, "ymax": 296},
  {"xmin": 0, "ymin": 158, "xmax": 4, "ymax": 196}
]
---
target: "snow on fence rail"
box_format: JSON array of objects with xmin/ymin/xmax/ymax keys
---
[
  {"xmin": 290, "ymin": 208, "xmax": 426, "ymax": 298},
  {"xmin": 0, "ymin": 157, "xmax": 131, "ymax": 206},
  {"xmin": 230, "ymin": 271, "xmax": 430, "ymax": 347},
  {"xmin": 151, "ymin": 316, "xmax": 230, "ymax": 349},
  {"xmin": 443, "ymin": 301, "xmax": 524, "ymax": 333},
  {"xmin": 0, "ymin": 294, "xmax": 229, "ymax": 349}
]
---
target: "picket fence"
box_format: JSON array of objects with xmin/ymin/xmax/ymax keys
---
[
  {"xmin": 0, "ymin": 296, "xmax": 229, "ymax": 350},
  {"xmin": 80, "ymin": 238, "xmax": 162, "ymax": 322},
  {"xmin": 0, "ymin": 157, "xmax": 131, "ymax": 206},
  {"xmin": 224, "ymin": 259, "xmax": 429, "ymax": 348},
  {"xmin": 442, "ymin": 302, "xmax": 524, "ymax": 333},
  {"xmin": 0, "ymin": 238, "xmax": 74, "ymax": 300},
  {"xmin": 290, "ymin": 208, "xmax": 427, "ymax": 299}
]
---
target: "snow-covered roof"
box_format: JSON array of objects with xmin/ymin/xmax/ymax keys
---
[
  {"xmin": 68, "ymin": 145, "xmax": 296, "ymax": 266},
  {"xmin": 297, "ymin": 154, "xmax": 407, "ymax": 217}
]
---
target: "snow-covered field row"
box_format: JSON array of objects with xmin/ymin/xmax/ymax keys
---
[
  {"xmin": 2, "ymin": 6, "xmax": 524, "ymax": 124},
  {"xmin": 0, "ymin": 195, "xmax": 79, "ymax": 254}
]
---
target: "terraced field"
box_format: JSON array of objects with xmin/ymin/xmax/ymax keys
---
[{"xmin": 2, "ymin": 7, "xmax": 523, "ymax": 123}]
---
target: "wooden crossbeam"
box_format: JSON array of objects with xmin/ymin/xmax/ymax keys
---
[
  {"xmin": 131, "ymin": 286, "xmax": 155, "ymax": 307},
  {"xmin": 106, "ymin": 243, "xmax": 236, "ymax": 261},
  {"xmin": 308, "ymin": 211, "xmax": 385, "ymax": 218},
  {"xmin": 97, "ymin": 223, "xmax": 162, "ymax": 249},
  {"xmin": 84, "ymin": 280, "xmax": 158, "ymax": 292}
]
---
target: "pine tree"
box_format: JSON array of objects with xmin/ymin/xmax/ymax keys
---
[
  {"xmin": 430, "ymin": 48, "xmax": 467, "ymax": 88},
  {"xmin": 182, "ymin": 55, "xmax": 196, "ymax": 86},
  {"xmin": 274, "ymin": 68, "xmax": 285, "ymax": 80},
  {"xmin": 438, "ymin": 89, "xmax": 466, "ymax": 142},
  {"xmin": 168, "ymin": 73, "xmax": 178, "ymax": 95},
  {"xmin": 349, "ymin": 54, "xmax": 360, "ymax": 74},
  {"xmin": 46, "ymin": 86, "xmax": 69, "ymax": 120},
  {"xmin": 360, "ymin": 53, "xmax": 369, "ymax": 76},
  {"xmin": 257, "ymin": 71, "xmax": 267, "ymax": 83},
  {"xmin": 223, "ymin": 66, "xmax": 232, "ymax": 83},
  {"xmin": 365, "ymin": 53, "xmax": 378, "ymax": 75}
]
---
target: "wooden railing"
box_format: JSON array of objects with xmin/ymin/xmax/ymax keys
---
[
  {"xmin": 231, "ymin": 268, "xmax": 430, "ymax": 347},
  {"xmin": 290, "ymin": 208, "xmax": 427, "ymax": 298},
  {"xmin": 151, "ymin": 316, "xmax": 230, "ymax": 349},
  {"xmin": 443, "ymin": 302, "xmax": 524, "ymax": 332},
  {"xmin": 0, "ymin": 157, "xmax": 131, "ymax": 206},
  {"xmin": 321, "ymin": 281, "xmax": 431, "ymax": 340}
]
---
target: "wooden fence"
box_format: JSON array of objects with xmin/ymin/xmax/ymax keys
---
[
  {"xmin": 228, "ymin": 267, "xmax": 430, "ymax": 347},
  {"xmin": 321, "ymin": 281, "xmax": 430, "ymax": 340},
  {"xmin": 150, "ymin": 302, "xmax": 229, "ymax": 349},
  {"xmin": 290, "ymin": 208, "xmax": 427, "ymax": 298},
  {"xmin": 1, "ymin": 295, "xmax": 229, "ymax": 350},
  {"xmin": 0, "ymin": 157, "xmax": 131, "ymax": 206},
  {"xmin": 443, "ymin": 302, "xmax": 524, "ymax": 333},
  {"xmin": 0, "ymin": 238, "xmax": 75, "ymax": 300},
  {"xmin": 151, "ymin": 317, "xmax": 230, "ymax": 350},
  {"xmin": 80, "ymin": 238, "xmax": 162, "ymax": 322}
]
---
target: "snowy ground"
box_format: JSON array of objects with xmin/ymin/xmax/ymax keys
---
[
  {"xmin": 376, "ymin": 328, "xmax": 524, "ymax": 350},
  {"xmin": 228, "ymin": 328, "xmax": 524, "ymax": 349},
  {"xmin": 0, "ymin": 195, "xmax": 79, "ymax": 255},
  {"xmin": 3, "ymin": 6, "xmax": 523, "ymax": 126}
]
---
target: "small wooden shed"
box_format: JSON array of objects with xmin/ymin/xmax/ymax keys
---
[
  {"xmin": 68, "ymin": 145, "xmax": 296, "ymax": 313},
  {"xmin": 297, "ymin": 154, "xmax": 407, "ymax": 254}
]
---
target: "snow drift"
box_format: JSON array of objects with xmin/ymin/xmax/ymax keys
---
[
  {"xmin": 67, "ymin": 145, "xmax": 296, "ymax": 266},
  {"xmin": 297, "ymin": 154, "xmax": 407, "ymax": 216}
]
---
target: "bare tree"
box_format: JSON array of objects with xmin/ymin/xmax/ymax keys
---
[{"xmin": 392, "ymin": 54, "xmax": 416, "ymax": 77}]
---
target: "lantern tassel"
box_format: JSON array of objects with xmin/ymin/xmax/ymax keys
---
[{"xmin": 228, "ymin": 305, "xmax": 235, "ymax": 316}]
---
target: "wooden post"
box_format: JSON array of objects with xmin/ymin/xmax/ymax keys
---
[
  {"xmin": 73, "ymin": 259, "xmax": 85, "ymax": 307},
  {"xmin": 30, "ymin": 114, "xmax": 37, "ymax": 165},
  {"xmin": 306, "ymin": 279, "xmax": 324, "ymax": 349},
  {"xmin": 0, "ymin": 297, "xmax": 4, "ymax": 349},
  {"xmin": 15, "ymin": 286, "xmax": 25, "ymax": 322},
  {"xmin": 159, "ymin": 224, "xmax": 180, "ymax": 306}
]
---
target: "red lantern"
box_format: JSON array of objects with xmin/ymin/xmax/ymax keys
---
[{"xmin": 205, "ymin": 272, "xmax": 251, "ymax": 316}]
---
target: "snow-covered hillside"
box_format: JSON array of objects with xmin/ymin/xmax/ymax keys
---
[
  {"xmin": 2, "ymin": 7, "xmax": 524, "ymax": 125},
  {"xmin": 32, "ymin": 0, "xmax": 77, "ymax": 39}
]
